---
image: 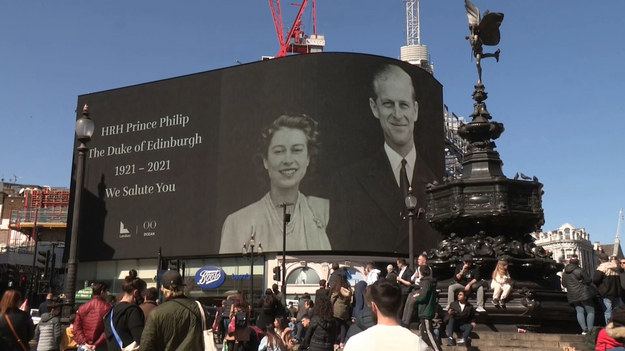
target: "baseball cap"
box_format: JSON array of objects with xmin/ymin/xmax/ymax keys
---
[{"xmin": 162, "ymin": 270, "xmax": 185, "ymax": 291}]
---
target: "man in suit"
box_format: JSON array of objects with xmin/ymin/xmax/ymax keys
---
[
  {"xmin": 395, "ymin": 258, "xmax": 414, "ymax": 319},
  {"xmin": 327, "ymin": 63, "xmax": 438, "ymax": 253}
]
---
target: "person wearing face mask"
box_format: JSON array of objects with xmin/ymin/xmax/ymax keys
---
[
  {"xmin": 219, "ymin": 114, "xmax": 331, "ymax": 253},
  {"xmin": 103, "ymin": 269, "xmax": 147, "ymax": 351}
]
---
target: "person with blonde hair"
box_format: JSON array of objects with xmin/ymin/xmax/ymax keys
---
[{"xmin": 490, "ymin": 259, "xmax": 512, "ymax": 308}]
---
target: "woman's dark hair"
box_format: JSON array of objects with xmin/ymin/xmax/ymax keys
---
[
  {"xmin": 330, "ymin": 274, "xmax": 350, "ymax": 294},
  {"xmin": 260, "ymin": 114, "xmax": 320, "ymax": 162},
  {"xmin": 144, "ymin": 287, "xmax": 158, "ymax": 301},
  {"xmin": 263, "ymin": 324, "xmax": 286, "ymax": 350},
  {"xmin": 313, "ymin": 295, "xmax": 333, "ymax": 320},
  {"xmin": 122, "ymin": 269, "xmax": 147, "ymax": 295},
  {"xmin": 275, "ymin": 316, "xmax": 289, "ymax": 331},
  {"xmin": 92, "ymin": 282, "xmax": 108, "ymax": 296}
]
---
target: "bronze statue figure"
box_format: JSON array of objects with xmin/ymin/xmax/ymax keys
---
[{"xmin": 465, "ymin": 0, "xmax": 504, "ymax": 84}]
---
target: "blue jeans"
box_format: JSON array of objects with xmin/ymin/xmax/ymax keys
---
[
  {"xmin": 573, "ymin": 299, "xmax": 594, "ymax": 332},
  {"xmin": 446, "ymin": 318, "xmax": 473, "ymax": 340},
  {"xmin": 603, "ymin": 297, "xmax": 624, "ymax": 324}
]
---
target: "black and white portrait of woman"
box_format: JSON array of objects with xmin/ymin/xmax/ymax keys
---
[{"xmin": 219, "ymin": 114, "xmax": 331, "ymax": 253}]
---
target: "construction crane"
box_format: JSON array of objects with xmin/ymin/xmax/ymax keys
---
[
  {"xmin": 268, "ymin": 0, "xmax": 325, "ymax": 58},
  {"xmin": 613, "ymin": 208, "xmax": 624, "ymax": 257},
  {"xmin": 401, "ymin": 0, "xmax": 433, "ymax": 73}
]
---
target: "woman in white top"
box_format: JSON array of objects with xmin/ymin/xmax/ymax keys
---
[
  {"xmin": 490, "ymin": 259, "xmax": 512, "ymax": 307},
  {"xmin": 220, "ymin": 114, "xmax": 330, "ymax": 254}
]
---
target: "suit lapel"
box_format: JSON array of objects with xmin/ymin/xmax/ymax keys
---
[{"xmin": 356, "ymin": 150, "xmax": 403, "ymax": 229}]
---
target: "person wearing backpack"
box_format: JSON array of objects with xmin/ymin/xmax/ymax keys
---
[
  {"xmin": 104, "ymin": 270, "xmax": 146, "ymax": 350},
  {"xmin": 225, "ymin": 299, "xmax": 251, "ymax": 351}
]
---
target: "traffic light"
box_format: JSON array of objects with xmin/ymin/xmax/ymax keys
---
[
  {"xmin": 20, "ymin": 274, "xmax": 27, "ymax": 288},
  {"xmin": 37, "ymin": 250, "xmax": 50, "ymax": 278},
  {"xmin": 272, "ymin": 266, "xmax": 281, "ymax": 281},
  {"xmin": 169, "ymin": 259, "xmax": 180, "ymax": 272},
  {"xmin": 7, "ymin": 264, "xmax": 17, "ymax": 284}
]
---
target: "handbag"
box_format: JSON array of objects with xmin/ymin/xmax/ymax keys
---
[
  {"xmin": 109, "ymin": 307, "xmax": 140, "ymax": 351},
  {"xmin": 196, "ymin": 300, "xmax": 218, "ymax": 351},
  {"xmin": 3, "ymin": 314, "xmax": 29, "ymax": 351}
]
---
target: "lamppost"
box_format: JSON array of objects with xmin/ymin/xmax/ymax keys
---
[
  {"xmin": 280, "ymin": 203, "xmax": 292, "ymax": 305},
  {"xmin": 404, "ymin": 187, "xmax": 422, "ymax": 271},
  {"xmin": 242, "ymin": 230, "xmax": 262, "ymax": 307},
  {"xmin": 64, "ymin": 104, "xmax": 94, "ymax": 316}
]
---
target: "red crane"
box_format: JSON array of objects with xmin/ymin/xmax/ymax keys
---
[{"xmin": 268, "ymin": 0, "xmax": 325, "ymax": 58}]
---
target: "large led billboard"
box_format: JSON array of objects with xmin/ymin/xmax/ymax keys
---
[{"xmin": 72, "ymin": 53, "xmax": 444, "ymax": 260}]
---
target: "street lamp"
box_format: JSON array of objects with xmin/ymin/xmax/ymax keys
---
[
  {"xmin": 64, "ymin": 104, "xmax": 94, "ymax": 316},
  {"xmin": 280, "ymin": 203, "xmax": 292, "ymax": 305},
  {"xmin": 405, "ymin": 187, "xmax": 419, "ymax": 271},
  {"xmin": 242, "ymin": 230, "xmax": 262, "ymax": 307}
]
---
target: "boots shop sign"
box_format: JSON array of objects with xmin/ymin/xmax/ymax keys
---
[{"xmin": 195, "ymin": 267, "xmax": 226, "ymax": 289}]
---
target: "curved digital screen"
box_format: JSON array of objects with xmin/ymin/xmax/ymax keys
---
[{"xmin": 72, "ymin": 53, "xmax": 444, "ymax": 260}]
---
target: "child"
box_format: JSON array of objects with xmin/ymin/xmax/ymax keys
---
[
  {"xmin": 61, "ymin": 313, "xmax": 78, "ymax": 351},
  {"xmin": 491, "ymin": 259, "xmax": 512, "ymax": 307}
]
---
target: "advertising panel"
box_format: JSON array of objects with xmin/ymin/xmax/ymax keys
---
[{"xmin": 72, "ymin": 53, "xmax": 444, "ymax": 260}]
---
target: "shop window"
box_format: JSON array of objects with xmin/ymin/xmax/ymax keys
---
[{"xmin": 287, "ymin": 267, "xmax": 320, "ymax": 285}]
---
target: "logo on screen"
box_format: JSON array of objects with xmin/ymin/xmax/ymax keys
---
[
  {"xmin": 195, "ymin": 267, "xmax": 225, "ymax": 289},
  {"xmin": 119, "ymin": 221, "xmax": 132, "ymax": 238}
]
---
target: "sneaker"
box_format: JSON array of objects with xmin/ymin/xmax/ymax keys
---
[
  {"xmin": 581, "ymin": 331, "xmax": 588, "ymax": 335},
  {"xmin": 443, "ymin": 305, "xmax": 450, "ymax": 311},
  {"xmin": 447, "ymin": 338, "xmax": 456, "ymax": 346},
  {"xmin": 458, "ymin": 338, "xmax": 465, "ymax": 344},
  {"xmin": 492, "ymin": 298, "xmax": 500, "ymax": 307},
  {"xmin": 476, "ymin": 306, "xmax": 486, "ymax": 312}
]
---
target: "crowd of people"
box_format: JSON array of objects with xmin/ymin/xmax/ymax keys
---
[{"xmin": 8, "ymin": 251, "xmax": 625, "ymax": 350}]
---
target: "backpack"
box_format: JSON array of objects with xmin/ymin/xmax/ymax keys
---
[{"xmin": 235, "ymin": 311, "xmax": 247, "ymax": 328}]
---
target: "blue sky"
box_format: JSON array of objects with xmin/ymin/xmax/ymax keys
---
[{"xmin": 1, "ymin": 1, "xmax": 624, "ymax": 246}]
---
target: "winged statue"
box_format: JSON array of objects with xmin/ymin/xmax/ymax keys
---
[{"xmin": 465, "ymin": 0, "xmax": 504, "ymax": 84}]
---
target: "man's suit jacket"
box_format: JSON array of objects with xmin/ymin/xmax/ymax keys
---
[
  {"xmin": 398, "ymin": 266, "xmax": 415, "ymax": 296},
  {"xmin": 327, "ymin": 148, "xmax": 439, "ymax": 253}
]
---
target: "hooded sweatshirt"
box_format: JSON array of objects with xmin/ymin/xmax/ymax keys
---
[
  {"xmin": 35, "ymin": 312, "xmax": 62, "ymax": 351},
  {"xmin": 593, "ymin": 261, "xmax": 621, "ymax": 298},
  {"xmin": 562, "ymin": 263, "xmax": 594, "ymax": 303}
]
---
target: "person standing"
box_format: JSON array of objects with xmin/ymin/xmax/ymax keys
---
[
  {"xmin": 343, "ymin": 279, "xmax": 429, "ymax": 351},
  {"xmin": 38, "ymin": 293, "xmax": 54, "ymax": 316},
  {"xmin": 0, "ymin": 289, "xmax": 35, "ymax": 351},
  {"xmin": 139, "ymin": 287, "xmax": 158, "ymax": 320},
  {"xmin": 395, "ymin": 258, "xmax": 414, "ymax": 319},
  {"xmin": 364, "ymin": 263, "xmax": 380, "ymax": 286},
  {"xmin": 315, "ymin": 280, "xmax": 329, "ymax": 300},
  {"xmin": 562, "ymin": 254, "xmax": 595, "ymax": 335},
  {"xmin": 140, "ymin": 270, "xmax": 206, "ymax": 351},
  {"xmin": 74, "ymin": 282, "xmax": 111, "ymax": 351},
  {"xmin": 301, "ymin": 296, "xmax": 337, "ymax": 351},
  {"xmin": 104, "ymin": 270, "xmax": 147, "ymax": 350},
  {"xmin": 413, "ymin": 266, "xmax": 442, "ymax": 351},
  {"xmin": 35, "ymin": 301, "xmax": 62, "ymax": 351},
  {"xmin": 594, "ymin": 253, "xmax": 623, "ymax": 324},
  {"xmin": 330, "ymin": 275, "xmax": 352, "ymax": 348}
]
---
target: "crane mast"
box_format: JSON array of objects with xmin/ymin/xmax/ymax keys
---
[
  {"xmin": 268, "ymin": 0, "xmax": 325, "ymax": 58},
  {"xmin": 401, "ymin": 0, "xmax": 433, "ymax": 73},
  {"xmin": 614, "ymin": 208, "xmax": 624, "ymax": 257}
]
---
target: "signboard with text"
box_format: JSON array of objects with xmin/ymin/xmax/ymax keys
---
[{"xmin": 71, "ymin": 53, "xmax": 444, "ymax": 260}]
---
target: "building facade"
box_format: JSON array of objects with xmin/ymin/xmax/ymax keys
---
[{"xmin": 534, "ymin": 223, "xmax": 598, "ymax": 276}]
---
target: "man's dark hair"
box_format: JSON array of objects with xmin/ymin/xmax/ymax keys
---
[
  {"xmin": 396, "ymin": 258, "xmax": 407, "ymax": 266},
  {"xmin": 144, "ymin": 287, "xmax": 158, "ymax": 302},
  {"xmin": 419, "ymin": 265, "xmax": 431, "ymax": 277},
  {"xmin": 332, "ymin": 263, "xmax": 340, "ymax": 270},
  {"xmin": 92, "ymin": 282, "xmax": 107, "ymax": 296},
  {"xmin": 319, "ymin": 279, "xmax": 326, "ymax": 287},
  {"xmin": 369, "ymin": 279, "xmax": 402, "ymax": 317}
]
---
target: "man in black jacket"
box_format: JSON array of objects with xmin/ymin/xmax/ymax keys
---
[{"xmin": 444, "ymin": 290, "xmax": 476, "ymax": 347}]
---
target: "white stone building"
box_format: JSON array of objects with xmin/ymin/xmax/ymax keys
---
[{"xmin": 534, "ymin": 223, "xmax": 598, "ymax": 276}]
